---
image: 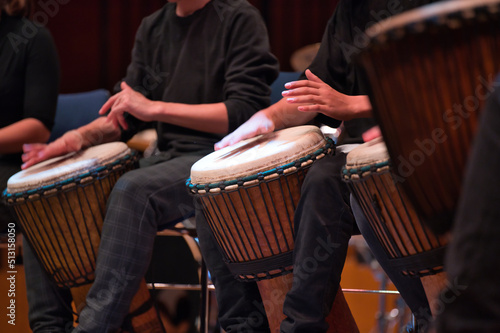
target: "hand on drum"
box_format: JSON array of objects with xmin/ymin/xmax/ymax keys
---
[
  {"xmin": 283, "ymin": 69, "xmax": 372, "ymax": 120},
  {"xmin": 214, "ymin": 111, "xmax": 275, "ymax": 150},
  {"xmin": 99, "ymin": 81, "xmax": 158, "ymax": 130},
  {"xmin": 22, "ymin": 130, "xmax": 85, "ymax": 169},
  {"xmin": 362, "ymin": 126, "xmax": 382, "ymax": 142}
]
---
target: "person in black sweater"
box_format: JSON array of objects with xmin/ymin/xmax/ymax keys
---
[
  {"xmin": 209, "ymin": 1, "xmax": 439, "ymax": 332},
  {"xmin": 0, "ymin": 0, "xmax": 59, "ymax": 235},
  {"xmin": 21, "ymin": 0, "xmax": 278, "ymax": 332}
]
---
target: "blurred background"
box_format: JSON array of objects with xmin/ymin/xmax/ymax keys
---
[{"xmin": 35, "ymin": 0, "xmax": 340, "ymax": 94}]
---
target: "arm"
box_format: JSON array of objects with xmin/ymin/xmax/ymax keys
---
[
  {"xmin": 22, "ymin": 117, "xmax": 121, "ymax": 169},
  {"xmin": 215, "ymin": 96, "xmax": 316, "ymax": 150},
  {"xmin": 215, "ymin": 70, "xmax": 372, "ymax": 150},
  {"xmin": 0, "ymin": 119, "xmax": 50, "ymax": 154},
  {"xmin": 1, "ymin": 26, "xmax": 59, "ymax": 155},
  {"xmin": 105, "ymin": 5, "xmax": 278, "ymax": 136},
  {"xmin": 101, "ymin": 82, "xmax": 229, "ymax": 134}
]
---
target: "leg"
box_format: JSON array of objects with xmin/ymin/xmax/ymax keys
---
[
  {"xmin": 23, "ymin": 240, "xmax": 74, "ymax": 333},
  {"xmin": 281, "ymin": 152, "xmax": 355, "ymax": 333},
  {"xmin": 75, "ymin": 154, "xmax": 203, "ymax": 333},
  {"xmin": 195, "ymin": 205, "xmax": 271, "ymax": 333},
  {"xmin": 434, "ymin": 77, "xmax": 500, "ymax": 332},
  {"xmin": 351, "ymin": 195, "xmax": 432, "ymax": 330}
]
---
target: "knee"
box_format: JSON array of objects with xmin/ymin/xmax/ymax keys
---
[{"xmin": 108, "ymin": 168, "xmax": 149, "ymax": 203}]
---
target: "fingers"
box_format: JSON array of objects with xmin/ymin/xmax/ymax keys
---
[
  {"xmin": 285, "ymin": 94, "xmax": 321, "ymax": 105},
  {"xmin": 21, "ymin": 131, "xmax": 85, "ymax": 169},
  {"xmin": 98, "ymin": 93, "xmax": 118, "ymax": 116},
  {"xmin": 282, "ymin": 86, "xmax": 320, "ymax": 98},
  {"xmin": 215, "ymin": 128, "xmax": 258, "ymax": 150},
  {"xmin": 362, "ymin": 126, "xmax": 382, "ymax": 142},
  {"xmin": 98, "ymin": 81, "xmax": 131, "ymax": 116},
  {"xmin": 304, "ymin": 69, "xmax": 323, "ymax": 83},
  {"xmin": 215, "ymin": 118, "xmax": 274, "ymax": 150},
  {"xmin": 21, "ymin": 143, "xmax": 54, "ymax": 169},
  {"xmin": 297, "ymin": 104, "xmax": 326, "ymax": 112},
  {"xmin": 121, "ymin": 81, "xmax": 131, "ymax": 90}
]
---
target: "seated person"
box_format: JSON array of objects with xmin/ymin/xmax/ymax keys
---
[
  {"xmin": 0, "ymin": 0, "xmax": 59, "ymax": 235},
  {"xmin": 196, "ymin": 0, "xmax": 439, "ymax": 332},
  {"xmin": 20, "ymin": 0, "xmax": 279, "ymax": 332}
]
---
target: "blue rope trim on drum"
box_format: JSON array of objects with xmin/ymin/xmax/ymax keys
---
[
  {"xmin": 3, "ymin": 151, "xmax": 139, "ymax": 296},
  {"xmin": 3, "ymin": 151, "xmax": 139, "ymax": 203},
  {"xmin": 342, "ymin": 160, "xmax": 390, "ymax": 177},
  {"xmin": 187, "ymin": 138, "xmax": 334, "ymax": 193}
]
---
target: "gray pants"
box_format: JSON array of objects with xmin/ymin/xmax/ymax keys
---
[{"xmin": 24, "ymin": 152, "xmax": 206, "ymax": 333}]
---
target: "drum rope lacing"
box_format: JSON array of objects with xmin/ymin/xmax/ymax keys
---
[
  {"xmin": 2, "ymin": 152, "xmax": 139, "ymax": 289},
  {"xmin": 3, "ymin": 152, "xmax": 138, "ymax": 203},
  {"xmin": 188, "ymin": 138, "xmax": 335, "ymax": 281},
  {"xmin": 187, "ymin": 138, "xmax": 334, "ymax": 194},
  {"xmin": 368, "ymin": 1, "xmax": 500, "ymax": 46},
  {"xmin": 343, "ymin": 158, "xmax": 446, "ymax": 278}
]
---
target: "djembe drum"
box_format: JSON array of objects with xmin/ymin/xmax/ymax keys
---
[
  {"xmin": 357, "ymin": 0, "xmax": 500, "ymax": 234},
  {"xmin": 187, "ymin": 125, "xmax": 358, "ymax": 333},
  {"xmin": 342, "ymin": 138, "xmax": 448, "ymax": 316},
  {"xmin": 3, "ymin": 142, "xmax": 163, "ymax": 332}
]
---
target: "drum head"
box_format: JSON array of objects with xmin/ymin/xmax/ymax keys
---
[
  {"xmin": 190, "ymin": 126, "xmax": 326, "ymax": 184},
  {"xmin": 7, "ymin": 142, "xmax": 131, "ymax": 194},
  {"xmin": 345, "ymin": 137, "xmax": 389, "ymax": 170}
]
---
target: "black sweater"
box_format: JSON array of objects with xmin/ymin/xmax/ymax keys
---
[
  {"xmin": 120, "ymin": 0, "xmax": 279, "ymax": 154},
  {"xmin": 0, "ymin": 12, "xmax": 59, "ymax": 133}
]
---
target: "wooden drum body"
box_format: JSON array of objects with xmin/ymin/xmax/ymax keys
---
[
  {"xmin": 188, "ymin": 126, "xmax": 358, "ymax": 332},
  {"xmin": 357, "ymin": 0, "xmax": 500, "ymax": 233},
  {"xmin": 3, "ymin": 142, "xmax": 163, "ymax": 332},
  {"xmin": 343, "ymin": 138, "xmax": 448, "ymax": 315}
]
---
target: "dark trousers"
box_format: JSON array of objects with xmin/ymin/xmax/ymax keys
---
[
  {"xmin": 23, "ymin": 152, "xmax": 207, "ymax": 333},
  {"xmin": 198, "ymin": 149, "xmax": 432, "ymax": 333},
  {"xmin": 196, "ymin": 152, "xmax": 354, "ymax": 333}
]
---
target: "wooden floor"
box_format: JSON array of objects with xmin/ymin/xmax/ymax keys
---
[{"xmin": 0, "ymin": 235, "xmax": 410, "ymax": 333}]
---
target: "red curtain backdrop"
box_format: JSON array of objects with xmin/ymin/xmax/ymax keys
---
[{"xmin": 34, "ymin": 0, "xmax": 339, "ymax": 93}]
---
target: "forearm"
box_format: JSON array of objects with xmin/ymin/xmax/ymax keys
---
[
  {"xmin": 265, "ymin": 98, "xmax": 318, "ymax": 130},
  {"xmin": 75, "ymin": 117, "xmax": 122, "ymax": 149},
  {"xmin": 0, "ymin": 118, "xmax": 50, "ymax": 154},
  {"xmin": 151, "ymin": 101, "xmax": 229, "ymax": 134},
  {"xmin": 347, "ymin": 95, "xmax": 372, "ymax": 119}
]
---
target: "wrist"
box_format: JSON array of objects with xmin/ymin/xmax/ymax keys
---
[{"xmin": 351, "ymin": 95, "xmax": 372, "ymax": 118}]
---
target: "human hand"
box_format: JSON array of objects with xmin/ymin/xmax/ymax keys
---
[
  {"xmin": 282, "ymin": 69, "xmax": 371, "ymax": 120},
  {"xmin": 214, "ymin": 111, "xmax": 275, "ymax": 150},
  {"xmin": 99, "ymin": 81, "xmax": 157, "ymax": 130},
  {"xmin": 362, "ymin": 126, "xmax": 382, "ymax": 142},
  {"xmin": 21, "ymin": 130, "xmax": 84, "ymax": 169}
]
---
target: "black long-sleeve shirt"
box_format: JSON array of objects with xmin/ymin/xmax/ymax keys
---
[
  {"xmin": 0, "ymin": 12, "xmax": 59, "ymax": 133},
  {"xmin": 120, "ymin": 0, "xmax": 279, "ymax": 154}
]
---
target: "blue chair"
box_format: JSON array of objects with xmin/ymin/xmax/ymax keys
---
[
  {"xmin": 270, "ymin": 71, "xmax": 302, "ymax": 105},
  {"xmin": 49, "ymin": 89, "xmax": 110, "ymax": 142}
]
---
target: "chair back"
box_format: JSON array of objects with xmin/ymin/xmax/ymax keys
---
[
  {"xmin": 270, "ymin": 72, "xmax": 301, "ymax": 105},
  {"xmin": 49, "ymin": 89, "xmax": 110, "ymax": 142}
]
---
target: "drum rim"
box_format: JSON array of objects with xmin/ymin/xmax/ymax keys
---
[
  {"xmin": 364, "ymin": 0, "xmax": 500, "ymax": 44},
  {"xmin": 342, "ymin": 138, "xmax": 391, "ymax": 181},
  {"xmin": 187, "ymin": 137, "xmax": 334, "ymax": 194},
  {"xmin": 3, "ymin": 151, "xmax": 138, "ymax": 202}
]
